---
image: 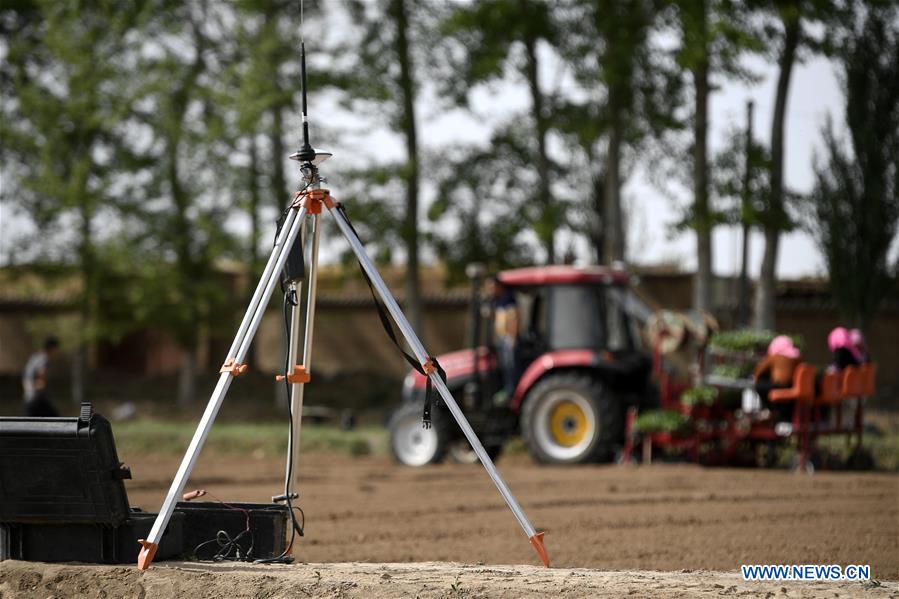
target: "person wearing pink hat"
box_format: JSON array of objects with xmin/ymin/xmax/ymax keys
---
[
  {"xmin": 753, "ymin": 335, "xmax": 802, "ymax": 419},
  {"xmin": 828, "ymin": 327, "xmax": 862, "ymax": 372},
  {"xmin": 849, "ymin": 328, "xmax": 870, "ymax": 364}
]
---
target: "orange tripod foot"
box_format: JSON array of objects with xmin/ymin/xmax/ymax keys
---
[
  {"xmin": 137, "ymin": 539, "xmax": 158, "ymax": 570},
  {"xmin": 529, "ymin": 532, "xmax": 550, "ymax": 567}
]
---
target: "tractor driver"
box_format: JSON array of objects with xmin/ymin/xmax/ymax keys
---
[{"xmin": 488, "ymin": 276, "xmax": 520, "ymax": 404}]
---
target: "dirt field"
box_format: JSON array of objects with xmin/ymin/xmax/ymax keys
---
[
  {"xmin": 2, "ymin": 560, "xmax": 897, "ymax": 598},
  {"xmin": 3, "ymin": 452, "xmax": 897, "ymax": 597},
  {"xmin": 120, "ymin": 452, "xmax": 899, "ymax": 577}
]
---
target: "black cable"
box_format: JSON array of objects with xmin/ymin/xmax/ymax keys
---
[
  {"xmin": 274, "ymin": 181, "xmax": 313, "ymax": 248},
  {"xmin": 194, "ymin": 528, "xmax": 254, "ymax": 562},
  {"xmin": 194, "ymin": 188, "xmax": 311, "ymax": 565},
  {"xmin": 253, "ymin": 286, "xmax": 306, "ymax": 564},
  {"xmin": 190, "ymin": 495, "xmax": 254, "ymax": 562}
]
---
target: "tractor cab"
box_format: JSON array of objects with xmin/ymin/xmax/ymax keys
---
[
  {"xmin": 494, "ymin": 266, "xmax": 649, "ymax": 384},
  {"xmin": 389, "ymin": 265, "xmax": 655, "ymax": 466}
]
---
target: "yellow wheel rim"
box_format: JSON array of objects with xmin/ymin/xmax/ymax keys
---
[{"xmin": 549, "ymin": 400, "xmax": 588, "ymax": 447}]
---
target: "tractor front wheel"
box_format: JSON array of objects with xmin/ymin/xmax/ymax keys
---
[
  {"xmin": 521, "ymin": 373, "xmax": 620, "ymax": 464},
  {"xmin": 388, "ymin": 401, "xmax": 448, "ymax": 466}
]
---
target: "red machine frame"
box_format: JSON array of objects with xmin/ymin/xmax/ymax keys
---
[{"xmin": 621, "ymin": 349, "xmax": 877, "ymax": 471}]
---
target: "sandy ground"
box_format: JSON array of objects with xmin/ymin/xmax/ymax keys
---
[
  {"xmin": 3, "ymin": 452, "xmax": 897, "ymax": 597},
  {"xmin": 1, "ymin": 560, "xmax": 898, "ymax": 599},
  {"xmin": 120, "ymin": 452, "xmax": 899, "ymax": 577}
]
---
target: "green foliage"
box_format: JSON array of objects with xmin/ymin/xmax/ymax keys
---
[
  {"xmin": 805, "ymin": 4, "xmax": 899, "ymax": 329},
  {"xmin": 426, "ymin": 129, "xmax": 537, "ymax": 282},
  {"xmin": 681, "ymin": 385, "xmax": 718, "ymax": 407},
  {"xmin": 710, "ymin": 363, "xmax": 747, "ymax": 379},
  {"xmin": 633, "ymin": 409, "xmax": 691, "ymax": 434},
  {"xmin": 437, "ymin": 0, "xmax": 558, "ymax": 105},
  {"xmin": 0, "ymin": 0, "xmax": 155, "ymax": 356},
  {"xmin": 709, "ymin": 328, "xmax": 803, "ymax": 379},
  {"xmin": 555, "ymin": 0, "xmax": 683, "ymax": 262},
  {"xmin": 711, "ymin": 126, "xmax": 773, "ymax": 227},
  {"xmin": 436, "ymin": 0, "xmax": 563, "ymax": 262},
  {"xmin": 709, "ymin": 329, "xmax": 803, "ymax": 352}
]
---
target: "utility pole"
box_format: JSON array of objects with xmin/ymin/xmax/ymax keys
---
[{"xmin": 737, "ymin": 100, "xmax": 754, "ymax": 327}]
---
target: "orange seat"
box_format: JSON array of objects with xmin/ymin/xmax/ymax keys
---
[
  {"xmin": 859, "ymin": 363, "xmax": 877, "ymax": 396},
  {"xmin": 841, "ymin": 365, "xmax": 865, "ymax": 397},
  {"xmin": 817, "ymin": 371, "xmax": 842, "ymax": 404},
  {"xmin": 770, "ymin": 363, "xmax": 815, "ymax": 404}
]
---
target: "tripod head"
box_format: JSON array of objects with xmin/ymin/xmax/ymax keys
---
[{"xmin": 290, "ymin": 40, "xmax": 331, "ymax": 184}]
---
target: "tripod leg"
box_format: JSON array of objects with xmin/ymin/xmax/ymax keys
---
[
  {"xmin": 231, "ymin": 206, "xmax": 302, "ymax": 359},
  {"xmin": 137, "ymin": 206, "xmax": 308, "ymax": 570},
  {"xmin": 284, "ymin": 213, "xmax": 321, "ymax": 498},
  {"xmin": 329, "ymin": 206, "xmax": 550, "ymax": 567}
]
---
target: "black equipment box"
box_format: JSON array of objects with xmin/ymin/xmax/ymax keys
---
[
  {"xmin": 0, "ymin": 407, "xmax": 131, "ymax": 525},
  {"xmin": 1, "ymin": 511, "xmax": 184, "ymax": 564},
  {"xmin": 176, "ymin": 501, "xmax": 291, "ymax": 561},
  {"xmin": 0, "ymin": 406, "xmax": 182, "ymax": 563},
  {"xmin": 0, "ymin": 406, "xmax": 291, "ymax": 564}
]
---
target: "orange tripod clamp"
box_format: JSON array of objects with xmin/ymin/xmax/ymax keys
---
[
  {"xmin": 294, "ymin": 188, "xmax": 335, "ymax": 214},
  {"xmin": 276, "ymin": 365, "xmax": 311, "ymax": 384},
  {"xmin": 421, "ymin": 357, "xmax": 436, "ymax": 376},
  {"xmin": 220, "ymin": 358, "xmax": 248, "ymax": 377}
]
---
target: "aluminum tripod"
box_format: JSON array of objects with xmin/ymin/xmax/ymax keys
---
[{"xmin": 135, "ymin": 167, "xmax": 550, "ymax": 570}]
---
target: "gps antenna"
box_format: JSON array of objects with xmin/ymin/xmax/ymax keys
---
[
  {"xmin": 293, "ymin": 41, "xmax": 316, "ymax": 163},
  {"xmin": 290, "ymin": 0, "xmax": 323, "ymax": 165}
]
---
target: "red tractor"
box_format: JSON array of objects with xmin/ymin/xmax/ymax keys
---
[{"xmin": 388, "ymin": 265, "xmax": 657, "ymax": 465}]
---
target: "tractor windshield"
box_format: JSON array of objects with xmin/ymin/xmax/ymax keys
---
[{"xmin": 543, "ymin": 284, "xmax": 645, "ymax": 352}]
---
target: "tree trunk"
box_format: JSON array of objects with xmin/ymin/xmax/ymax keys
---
[
  {"xmin": 246, "ymin": 137, "xmax": 261, "ymax": 370},
  {"xmin": 170, "ymin": 149, "xmax": 199, "ymax": 407},
  {"xmin": 523, "ymin": 32, "xmax": 555, "ymax": 264},
  {"xmin": 591, "ymin": 170, "xmax": 606, "ymax": 264},
  {"xmin": 392, "ymin": 0, "xmax": 423, "ymax": 336},
  {"xmin": 754, "ymin": 7, "xmax": 800, "ymax": 330},
  {"xmin": 73, "ymin": 162, "xmax": 94, "ymax": 405},
  {"xmin": 177, "ymin": 348, "xmax": 197, "ymax": 408},
  {"xmin": 270, "ymin": 107, "xmax": 288, "ymax": 209},
  {"xmin": 603, "ymin": 117, "xmax": 625, "ymax": 263},
  {"xmin": 738, "ymin": 101, "xmax": 754, "ymax": 327},
  {"xmin": 693, "ymin": 59, "xmax": 713, "ymax": 312},
  {"xmin": 248, "ymin": 137, "xmax": 261, "ymax": 269}
]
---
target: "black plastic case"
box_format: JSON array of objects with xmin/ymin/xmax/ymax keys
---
[
  {"xmin": 0, "ymin": 407, "xmax": 131, "ymax": 525},
  {"xmin": 176, "ymin": 501, "xmax": 290, "ymax": 560},
  {"xmin": 0, "ymin": 406, "xmax": 288, "ymax": 564},
  {"xmin": 1, "ymin": 511, "xmax": 184, "ymax": 563},
  {"xmin": 0, "ymin": 406, "xmax": 181, "ymax": 563}
]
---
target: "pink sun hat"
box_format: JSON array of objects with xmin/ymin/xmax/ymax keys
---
[
  {"xmin": 768, "ymin": 335, "xmax": 800, "ymax": 359},
  {"xmin": 828, "ymin": 327, "xmax": 851, "ymax": 352}
]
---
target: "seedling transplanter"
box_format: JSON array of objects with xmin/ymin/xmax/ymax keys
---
[{"xmin": 135, "ymin": 6, "xmax": 549, "ymax": 571}]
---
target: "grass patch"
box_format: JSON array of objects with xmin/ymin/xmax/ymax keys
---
[
  {"xmin": 112, "ymin": 419, "xmax": 387, "ymax": 458},
  {"xmin": 815, "ymin": 429, "xmax": 899, "ymax": 471}
]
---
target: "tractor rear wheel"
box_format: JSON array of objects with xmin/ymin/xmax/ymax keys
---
[
  {"xmin": 521, "ymin": 373, "xmax": 620, "ymax": 464},
  {"xmin": 388, "ymin": 401, "xmax": 448, "ymax": 466}
]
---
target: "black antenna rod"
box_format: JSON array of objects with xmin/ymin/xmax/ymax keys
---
[{"xmin": 295, "ymin": 41, "xmax": 316, "ymax": 162}]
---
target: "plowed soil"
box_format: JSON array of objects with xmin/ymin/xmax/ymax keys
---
[{"xmin": 122, "ymin": 452, "xmax": 898, "ymax": 576}]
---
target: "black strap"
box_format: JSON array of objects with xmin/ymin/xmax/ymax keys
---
[{"xmin": 336, "ymin": 203, "xmax": 446, "ymax": 428}]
